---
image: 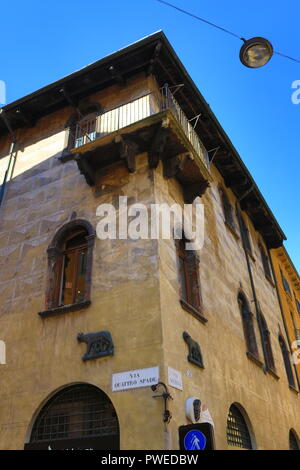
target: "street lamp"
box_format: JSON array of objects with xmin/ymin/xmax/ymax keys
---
[{"xmin": 240, "ymin": 37, "xmax": 274, "ymax": 68}]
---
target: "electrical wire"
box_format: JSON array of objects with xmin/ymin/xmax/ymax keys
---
[
  {"xmin": 157, "ymin": 0, "xmax": 243, "ymax": 40},
  {"xmin": 274, "ymin": 51, "xmax": 300, "ymax": 64},
  {"xmin": 156, "ymin": 0, "xmax": 300, "ymax": 65}
]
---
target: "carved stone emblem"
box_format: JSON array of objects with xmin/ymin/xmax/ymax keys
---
[
  {"xmin": 77, "ymin": 331, "xmax": 114, "ymax": 361},
  {"xmin": 183, "ymin": 331, "xmax": 204, "ymax": 368}
]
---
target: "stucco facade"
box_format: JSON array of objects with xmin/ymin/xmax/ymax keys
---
[
  {"xmin": 0, "ymin": 32, "xmax": 299, "ymax": 450},
  {"xmin": 271, "ymin": 247, "xmax": 300, "ymax": 384}
]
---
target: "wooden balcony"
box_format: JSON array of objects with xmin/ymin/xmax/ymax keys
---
[{"xmin": 62, "ymin": 85, "xmax": 211, "ymax": 200}]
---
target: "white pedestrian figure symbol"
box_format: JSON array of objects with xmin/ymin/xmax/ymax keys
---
[{"xmin": 191, "ymin": 433, "xmax": 201, "ymax": 450}]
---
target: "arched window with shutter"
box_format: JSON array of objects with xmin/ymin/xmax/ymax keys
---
[
  {"xmin": 237, "ymin": 292, "xmax": 259, "ymax": 359},
  {"xmin": 40, "ymin": 219, "xmax": 96, "ymax": 317},
  {"xmin": 279, "ymin": 335, "xmax": 296, "ymax": 388}
]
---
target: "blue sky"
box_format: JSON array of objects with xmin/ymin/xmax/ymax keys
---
[{"xmin": 1, "ymin": 0, "xmax": 299, "ymax": 270}]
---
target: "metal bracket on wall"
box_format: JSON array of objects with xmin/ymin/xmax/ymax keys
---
[{"xmin": 151, "ymin": 381, "xmax": 173, "ymax": 424}]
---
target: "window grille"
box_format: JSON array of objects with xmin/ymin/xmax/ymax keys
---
[
  {"xmin": 227, "ymin": 405, "xmax": 252, "ymax": 449},
  {"xmin": 31, "ymin": 385, "xmax": 119, "ymax": 442}
]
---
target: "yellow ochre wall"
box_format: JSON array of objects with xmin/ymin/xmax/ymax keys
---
[
  {"xmin": 0, "ymin": 74, "xmax": 299, "ymax": 450},
  {"xmin": 153, "ymin": 162, "xmax": 299, "ymax": 450},
  {"xmin": 271, "ymin": 247, "xmax": 300, "ymax": 383}
]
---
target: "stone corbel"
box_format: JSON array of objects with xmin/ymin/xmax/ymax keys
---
[
  {"xmin": 163, "ymin": 156, "xmax": 181, "ymax": 178},
  {"xmin": 115, "ymin": 135, "xmax": 138, "ymax": 173},
  {"xmin": 74, "ymin": 153, "xmax": 95, "ymax": 186},
  {"xmin": 148, "ymin": 124, "xmax": 168, "ymax": 169},
  {"xmin": 183, "ymin": 180, "xmax": 210, "ymax": 203}
]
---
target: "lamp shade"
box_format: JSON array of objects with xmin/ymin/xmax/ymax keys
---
[{"xmin": 240, "ymin": 37, "xmax": 273, "ymax": 68}]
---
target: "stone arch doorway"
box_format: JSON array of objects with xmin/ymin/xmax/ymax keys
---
[{"xmin": 25, "ymin": 384, "xmax": 120, "ymax": 450}]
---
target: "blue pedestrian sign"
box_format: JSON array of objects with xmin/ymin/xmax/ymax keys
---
[
  {"xmin": 184, "ymin": 430, "xmax": 207, "ymax": 450},
  {"xmin": 179, "ymin": 423, "xmax": 215, "ymax": 450}
]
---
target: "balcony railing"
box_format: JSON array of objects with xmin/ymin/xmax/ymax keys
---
[{"xmin": 70, "ymin": 85, "xmax": 210, "ymax": 172}]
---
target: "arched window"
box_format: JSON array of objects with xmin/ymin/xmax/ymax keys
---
[
  {"xmin": 238, "ymin": 293, "xmax": 259, "ymax": 358},
  {"xmin": 26, "ymin": 384, "xmax": 119, "ymax": 450},
  {"xmin": 42, "ymin": 219, "xmax": 96, "ymax": 316},
  {"xmin": 227, "ymin": 404, "xmax": 253, "ymax": 449},
  {"xmin": 260, "ymin": 313, "xmax": 275, "ymax": 372},
  {"xmin": 259, "ymin": 243, "xmax": 272, "ymax": 280},
  {"xmin": 289, "ymin": 430, "xmax": 300, "ymax": 450},
  {"xmin": 219, "ymin": 186, "xmax": 235, "ymax": 229},
  {"xmin": 279, "ymin": 335, "xmax": 295, "ymax": 388},
  {"xmin": 176, "ymin": 237, "xmax": 202, "ymax": 314}
]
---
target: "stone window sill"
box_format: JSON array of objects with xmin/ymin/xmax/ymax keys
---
[
  {"xmin": 246, "ymin": 351, "xmax": 263, "ymax": 368},
  {"xmin": 224, "ymin": 220, "xmax": 240, "ymax": 240},
  {"xmin": 246, "ymin": 249, "xmax": 255, "ymax": 263},
  {"xmin": 38, "ymin": 300, "xmax": 91, "ymax": 318},
  {"xmin": 266, "ymin": 368, "xmax": 280, "ymax": 381},
  {"xmin": 289, "ymin": 385, "xmax": 299, "ymax": 394},
  {"xmin": 180, "ymin": 299, "xmax": 208, "ymax": 324},
  {"xmin": 265, "ymin": 274, "xmax": 275, "ymax": 288}
]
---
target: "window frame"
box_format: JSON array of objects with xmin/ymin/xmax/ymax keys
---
[
  {"xmin": 281, "ymin": 269, "xmax": 292, "ymax": 296},
  {"xmin": 176, "ymin": 237, "xmax": 206, "ymax": 322},
  {"xmin": 227, "ymin": 404, "xmax": 253, "ymax": 450},
  {"xmin": 238, "ymin": 292, "xmax": 259, "ymax": 360},
  {"xmin": 64, "ymin": 103, "xmax": 102, "ymax": 153},
  {"xmin": 260, "ymin": 313, "xmax": 276, "ymax": 373},
  {"xmin": 58, "ymin": 231, "xmax": 89, "ymax": 306},
  {"xmin": 29, "ymin": 384, "xmax": 120, "ymax": 446},
  {"xmin": 259, "ymin": 243, "xmax": 273, "ymax": 281},
  {"xmin": 74, "ymin": 112, "xmax": 97, "ymax": 148},
  {"xmin": 237, "ymin": 211, "xmax": 252, "ymax": 255},
  {"xmin": 279, "ymin": 335, "xmax": 296, "ymax": 389},
  {"xmin": 219, "ymin": 186, "xmax": 235, "ymax": 230},
  {"xmin": 40, "ymin": 219, "xmax": 96, "ymax": 318}
]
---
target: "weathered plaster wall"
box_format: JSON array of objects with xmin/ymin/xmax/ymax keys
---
[
  {"xmin": 0, "ymin": 150, "xmax": 167, "ymax": 450},
  {"xmin": 0, "ymin": 73, "xmax": 166, "ymax": 449},
  {"xmin": 153, "ymin": 162, "xmax": 299, "ymax": 450},
  {"xmin": 0, "ymin": 72, "xmax": 299, "ymax": 450},
  {"xmin": 271, "ymin": 247, "xmax": 300, "ymax": 381}
]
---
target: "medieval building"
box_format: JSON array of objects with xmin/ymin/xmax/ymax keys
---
[{"xmin": 0, "ymin": 31, "xmax": 299, "ymax": 450}]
